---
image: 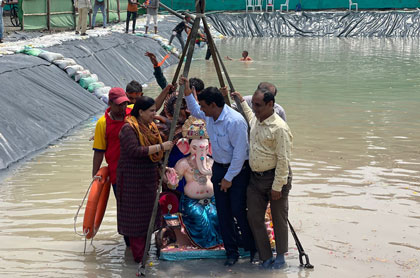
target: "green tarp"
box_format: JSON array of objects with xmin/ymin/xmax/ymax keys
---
[
  {"xmin": 19, "ymin": 0, "xmax": 146, "ymax": 30},
  {"xmin": 17, "ymin": 0, "xmax": 420, "ymax": 30}
]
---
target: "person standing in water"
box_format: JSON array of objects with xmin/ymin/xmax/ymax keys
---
[
  {"xmin": 231, "ymin": 89, "xmax": 293, "ymax": 269},
  {"xmin": 168, "ymin": 15, "xmax": 191, "ymax": 51},
  {"xmin": 226, "ymin": 50, "xmax": 252, "ymax": 61}
]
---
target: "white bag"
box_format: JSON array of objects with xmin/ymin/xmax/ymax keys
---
[{"xmin": 38, "ymin": 51, "xmax": 64, "ymax": 62}]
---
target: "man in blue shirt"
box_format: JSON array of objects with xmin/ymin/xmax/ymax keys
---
[{"xmin": 180, "ymin": 77, "xmax": 256, "ymax": 266}]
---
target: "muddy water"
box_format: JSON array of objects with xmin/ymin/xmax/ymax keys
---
[{"xmin": 0, "ymin": 38, "xmax": 419, "ymax": 278}]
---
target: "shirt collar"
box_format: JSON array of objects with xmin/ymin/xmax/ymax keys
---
[
  {"xmin": 259, "ymin": 111, "xmax": 277, "ymax": 125},
  {"xmin": 214, "ymin": 104, "xmax": 229, "ymax": 123}
]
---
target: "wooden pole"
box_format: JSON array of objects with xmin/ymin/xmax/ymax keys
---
[
  {"xmin": 106, "ymin": 0, "xmax": 110, "ymax": 24},
  {"xmin": 46, "ymin": 0, "xmax": 50, "ymax": 31},
  {"xmin": 170, "ymin": 31, "xmax": 194, "ymax": 85},
  {"xmin": 137, "ymin": 2, "xmax": 203, "ymax": 277},
  {"xmin": 88, "ymin": 4, "xmax": 92, "ymax": 27},
  {"xmin": 72, "ymin": 1, "xmax": 76, "ymax": 29},
  {"xmin": 117, "ymin": 0, "xmax": 120, "ymax": 22},
  {"xmin": 21, "ymin": 0, "xmax": 25, "ymax": 30},
  {"xmin": 159, "ymin": 1, "xmax": 230, "ymax": 105},
  {"xmin": 201, "ymin": 17, "xmax": 231, "ymax": 106},
  {"xmin": 158, "ymin": 2, "xmax": 184, "ymax": 20},
  {"xmin": 213, "ymin": 44, "xmax": 248, "ymax": 125}
]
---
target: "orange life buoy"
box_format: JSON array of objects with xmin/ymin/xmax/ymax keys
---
[{"xmin": 83, "ymin": 167, "xmax": 111, "ymax": 239}]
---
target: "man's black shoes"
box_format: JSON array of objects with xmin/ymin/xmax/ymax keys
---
[{"xmin": 224, "ymin": 257, "xmax": 238, "ymax": 266}]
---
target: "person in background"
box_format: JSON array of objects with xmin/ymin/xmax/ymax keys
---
[
  {"xmin": 74, "ymin": 0, "xmax": 91, "ymax": 36},
  {"xmin": 126, "ymin": 80, "xmax": 143, "ymax": 104},
  {"xmin": 230, "ymin": 82, "xmax": 287, "ymax": 122},
  {"xmin": 231, "ymin": 89, "xmax": 293, "ymax": 269},
  {"xmin": 91, "ymin": 0, "xmax": 106, "ymax": 29},
  {"xmin": 296, "ymin": 0, "xmax": 302, "ymax": 11},
  {"xmin": 0, "ymin": 0, "xmax": 5, "ymax": 44},
  {"xmin": 180, "ymin": 77, "xmax": 257, "ymax": 266},
  {"xmin": 226, "ymin": 50, "xmax": 252, "ymax": 61},
  {"xmin": 116, "ymin": 96, "xmax": 174, "ymax": 263},
  {"xmin": 168, "ymin": 15, "xmax": 191, "ymax": 51},
  {"xmin": 145, "ymin": 51, "xmax": 204, "ymax": 97},
  {"xmin": 126, "ymin": 0, "xmax": 139, "ymax": 34},
  {"xmin": 144, "ymin": 0, "xmax": 159, "ymax": 34}
]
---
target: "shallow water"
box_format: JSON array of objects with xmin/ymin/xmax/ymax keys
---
[{"xmin": 0, "ymin": 37, "xmax": 419, "ymax": 278}]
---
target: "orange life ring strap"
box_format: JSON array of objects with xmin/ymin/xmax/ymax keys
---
[{"xmin": 83, "ymin": 166, "xmax": 110, "ymax": 239}]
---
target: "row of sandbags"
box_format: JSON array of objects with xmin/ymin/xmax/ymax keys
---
[{"xmin": 18, "ymin": 46, "xmax": 111, "ymax": 104}]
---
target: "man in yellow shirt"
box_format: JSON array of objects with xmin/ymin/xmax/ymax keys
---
[{"xmin": 231, "ymin": 88, "xmax": 293, "ymax": 269}]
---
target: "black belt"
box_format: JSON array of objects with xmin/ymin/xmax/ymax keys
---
[
  {"xmin": 214, "ymin": 161, "xmax": 230, "ymax": 168},
  {"xmin": 253, "ymin": 168, "xmax": 275, "ymax": 176}
]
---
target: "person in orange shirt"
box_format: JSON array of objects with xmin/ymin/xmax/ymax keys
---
[{"xmin": 126, "ymin": 0, "xmax": 140, "ymax": 34}]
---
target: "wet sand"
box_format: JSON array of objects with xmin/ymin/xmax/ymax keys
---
[{"xmin": 0, "ymin": 37, "xmax": 419, "ymax": 277}]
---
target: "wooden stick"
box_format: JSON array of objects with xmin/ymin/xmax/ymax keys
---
[
  {"xmin": 117, "ymin": 0, "xmax": 121, "ymax": 22},
  {"xmin": 137, "ymin": 5, "xmax": 203, "ymax": 277},
  {"xmin": 212, "ymin": 41, "xmax": 248, "ymax": 124},
  {"xmin": 46, "ymin": 0, "xmax": 50, "ymax": 31},
  {"xmin": 106, "ymin": 0, "xmax": 110, "ymax": 24},
  {"xmin": 170, "ymin": 26, "xmax": 194, "ymax": 85},
  {"xmin": 201, "ymin": 17, "xmax": 231, "ymax": 106}
]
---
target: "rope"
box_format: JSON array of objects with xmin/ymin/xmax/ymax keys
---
[{"xmin": 73, "ymin": 175, "xmax": 101, "ymax": 237}]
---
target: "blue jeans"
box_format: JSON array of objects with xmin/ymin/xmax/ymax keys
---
[
  {"xmin": 0, "ymin": 6, "xmax": 4, "ymax": 40},
  {"xmin": 92, "ymin": 4, "xmax": 106, "ymax": 27}
]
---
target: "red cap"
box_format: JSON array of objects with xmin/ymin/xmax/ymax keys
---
[{"xmin": 108, "ymin": 87, "xmax": 129, "ymax": 105}]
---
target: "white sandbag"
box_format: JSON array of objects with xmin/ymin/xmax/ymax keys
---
[
  {"xmin": 94, "ymin": 86, "xmax": 111, "ymax": 98},
  {"xmin": 88, "ymin": 82, "xmax": 105, "ymax": 93},
  {"xmin": 74, "ymin": 70, "xmax": 91, "ymax": 82},
  {"xmin": 101, "ymin": 94, "xmax": 109, "ymax": 105},
  {"xmin": 38, "ymin": 51, "xmax": 64, "ymax": 62},
  {"xmin": 53, "ymin": 58, "xmax": 76, "ymax": 70},
  {"xmin": 65, "ymin": 65, "xmax": 84, "ymax": 77}
]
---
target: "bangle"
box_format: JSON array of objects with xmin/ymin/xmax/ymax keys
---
[{"xmin": 159, "ymin": 143, "xmax": 164, "ymax": 151}]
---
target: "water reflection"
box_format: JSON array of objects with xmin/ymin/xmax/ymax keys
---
[{"xmin": 0, "ymin": 37, "xmax": 419, "ymax": 277}]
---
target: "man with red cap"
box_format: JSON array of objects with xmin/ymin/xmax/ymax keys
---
[
  {"xmin": 92, "ymin": 87, "xmax": 131, "ymax": 246},
  {"xmin": 92, "ymin": 87, "xmax": 132, "ymax": 189}
]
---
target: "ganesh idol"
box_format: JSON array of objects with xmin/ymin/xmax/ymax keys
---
[{"xmin": 166, "ymin": 117, "xmax": 223, "ymax": 249}]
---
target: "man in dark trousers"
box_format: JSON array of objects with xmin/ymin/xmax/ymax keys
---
[
  {"xmin": 180, "ymin": 77, "xmax": 256, "ymax": 266},
  {"xmin": 168, "ymin": 15, "xmax": 191, "ymax": 50}
]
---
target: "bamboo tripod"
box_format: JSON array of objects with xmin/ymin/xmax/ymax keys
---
[{"xmin": 137, "ymin": 0, "xmax": 247, "ymax": 276}]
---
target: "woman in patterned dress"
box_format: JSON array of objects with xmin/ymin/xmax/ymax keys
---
[{"xmin": 116, "ymin": 96, "xmax": 173, "ymax": 263}]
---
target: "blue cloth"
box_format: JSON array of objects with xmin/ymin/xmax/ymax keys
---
[
  {"xmin": 185, "ymin": 94, "xmax": 249, "ymax": 182},
  {"xmin": 92, "ymin": 3, "xmax": 107, "ymax": 27},
  {"xmin": 0, "ymin": 6, "xmax": 3, "ymax": 40},
  {"xmin": 180, "ymin": 194, "xmax": 223, "ymax": 248}
]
